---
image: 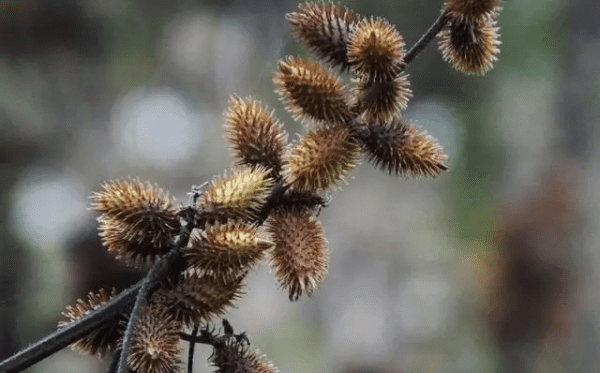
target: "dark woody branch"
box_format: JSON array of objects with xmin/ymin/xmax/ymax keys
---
[
  {"xmin": 0, "ymin": 282, "xmax": 141, "ymax": 373},
  {"xmin": 187, "ymin": 324, "xmax": 200, "ymax": 373}
]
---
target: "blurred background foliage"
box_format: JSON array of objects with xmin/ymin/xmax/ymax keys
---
[{"xmin": 1, "ymin": 0, "xmax": 599, "ymax": 372}]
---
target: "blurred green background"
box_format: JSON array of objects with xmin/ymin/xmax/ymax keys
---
[{"xmin": 1, "ymin": 0, "xmax": 599, "ymax": 372}]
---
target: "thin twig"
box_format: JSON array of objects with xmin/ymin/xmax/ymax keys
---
[
  {"xmin": 0, "ymin": 281, "xmax": 142, "ymax": 373},
  {"xmin": 180, "ymin": 331, "xmax": 217, "ymax": 345},
  {"xmin": 188, "ymin": 323, "xmax": 200, "ymax": 373},
  {"xmin": 402, "ymin": 10, "xmax": 449, "ymax": 68},
  {"xmin": 107, "ymin": 350, "xmax": 121, "ymax": 373},
  {"xmin": 117, "ymin": 246, "xmax": 183, "ymax": 373}
]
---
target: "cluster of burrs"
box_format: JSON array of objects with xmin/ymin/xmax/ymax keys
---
[{"xmin": 48, "ymin": 1, "xmax": 503, "ymax": 373}]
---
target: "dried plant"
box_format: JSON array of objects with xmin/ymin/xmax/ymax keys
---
[
  {"xmin": 92, "ymin": 179, "xmax": 180, "ymax": 267},
  {"xmin": 128, "ymin": 304, "xmax": 183, "ymax": 373},
  {"xmin": 0, "ymin": 1, "xmax": 503, "ymax": 372},
  {"xmin": 485, "ymin": 166, "xmax": 578, "ymax": 371},
  {"xmin": 267, "ymin": 210, "xmax": 329, "ymax": 300},
  {"xmin": 57, "ymin": 288, "xmax": 127, "ymax": 358}
]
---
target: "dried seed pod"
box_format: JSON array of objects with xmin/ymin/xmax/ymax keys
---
[
  {"xmin": 359, "ymin": 118, "xmax": 448, "ymax": 177},
  {"xmin": 287, "ymin": 1, "xmax": 359, "ymax": 70},
  {"xmin": 267, "ymin": 210, "xmax": 328, "ymax": 301},
  {"xmin": 97, "ymin": 216, "xmax": 174, "ymax": 267},
  {"xmin": 211, "ymin": 339, "xmax": 278, "ymax": 373},
  {"xmin": 152, "ymin": 271, "xmax": 245, "ymax": 326},
  {"xmin": 274, "ymin": 56, "xmax": 352, "ymax": 126},
  {"xmin": 90, "ymin": 179, "xmax": 178, "ymax": 222},
  {"xmin": 224, "ymin": 96, "xmax": 287, "ymax": 178},
  {"xmin": 201, "ymin": 166, "xmax": 273, "ymax": 221},
  {"xmin": 354, "ymin": 74, "xmax": 412, "ymax": 122},
  {"xmin": 438, "ymin": 15, "xmax": 500, "ymax": 75},
  {"xmin": 445, "ymin": 0, "xmax": 501, "ymax": 22},
  {"xmin": 129, "ymin": 304, "xmax": 182, "ymax": 373},
  {"xmin": 348, "ymin": 17, "xmax": 405, "ymax": 81},
  {"xmin": 58, "ymin": 288, "xmax": 127, "ymax": 357},
  {"xmin": 186, "ymin": 222, "xmax": 273, "ymax": 282},
  {"xmin": 283, "ymin": 126, "xmax": 360, "ymax": 192},
  {"xmin": 91, "ymin": 179, "xmax": 180, "ymax": 266}
]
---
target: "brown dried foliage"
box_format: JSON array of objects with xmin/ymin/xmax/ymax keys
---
[{"xmin": 486, "ymin": 167, "xmax": 579, "ymax": 351}]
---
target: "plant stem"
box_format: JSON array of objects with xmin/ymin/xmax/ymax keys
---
[
  {"xmin": 402, "ymin": 10, "xmax": 449, "ymax": 68},
  {"xmin": 107, "ymin": 350, "xmax": 121, "ymax": 373},
  {"xmin": 187, "ymin": 323, "xmax": 200, "ymax": 373},
  {"xmin": 117, "ymin": 246, "xmax": 183, "ymax": 373},
  {"xmin": 0, "ymin": 282, "xmax": 141, "ymax": 373}
]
